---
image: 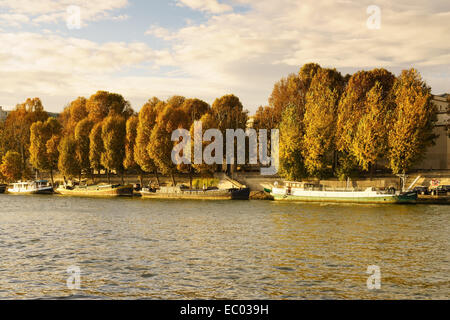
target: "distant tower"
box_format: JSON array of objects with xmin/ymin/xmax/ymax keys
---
[{"xmin": 0, "ymin": 106, "xmax": 8, "ymax": 122}]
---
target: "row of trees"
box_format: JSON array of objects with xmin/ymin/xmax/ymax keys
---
[
  {"xmin": 0, "ymin": 91, "xmax": 248, "ymax": 187},
  {"xmin": 0, "ymin": 63, "xmax": 441, "ymax": 184},
  {"xmin": 254, "ymin": 63, "xmax": 438, "ymax": 180}
]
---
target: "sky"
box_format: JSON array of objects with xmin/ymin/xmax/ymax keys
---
[{"xmin": 0, "ymin": 0, "xmax": 449, "ymax": 113}]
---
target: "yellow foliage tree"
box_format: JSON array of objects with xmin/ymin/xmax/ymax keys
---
[
  {"xmin": 278, "ymin": 104, "xmax": 305, "ymax": 181},
  {"xmin": 135, "ymin": 97, "xmax": 163, "ymax": 186},
  {"xmin": 29, "ymin": 118, "xmax": 62, "ymax": 184},
  {"xmin": 75, "ymin": 118, "xmax": 94, "ymax": 181},
  {"xmin": 58, "ymin": 136, "xmax": 81, "ymax": 181},
  {"xmin": 350, "ymin": 82, "xmax": 388, "ymax": 173},
  {"xmin": 101, "ymin": 115, "xmax": 127, "ymax": 184},
  {"xmin": 89, "ymin": 122, "xmax": 104, "ymax": 176},
  {"xmin": 0, "ymin": 151, "xmax": 23, "ymax": 182},
  {"xmin": 388, "ymin": 69, "xmax": 437, "ymax": 174},
  {"xmin": 302, "ymin": 68, "xmax": 343, "ymax": 178}
]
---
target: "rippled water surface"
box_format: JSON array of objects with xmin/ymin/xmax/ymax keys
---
[{"xmin": 0, "ymin": 195, "xmax": 448, "ymax": 299}]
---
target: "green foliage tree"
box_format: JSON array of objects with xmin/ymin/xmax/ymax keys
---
[{"xmin": 388, "ymin": 69, "xmax": 437, "ymax": 174}]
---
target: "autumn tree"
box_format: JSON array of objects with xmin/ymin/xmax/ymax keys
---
[
  {"xmin": 335, "ymin": 69, "xmax": 395, "ymax": 178},
  {"xmin": 87, "ymin": 91, "xmax": 133, "ymax": 123},
  {"xmin": 350, "ymin": 82, "xmax": 389, "ymax": 175},
  {"xmin": 210, "ymin": 94, "xmax": 248, "ymax": 174},
  {"xmin": 124, "ymin": 115, "xmax": 141, "ymax": 183},
  {"xmin": 46, "ymin": 135, "xmax": 61, "ymax": 185},
  {"xmin": 278, "ymin": 104, "xmax": 306, "ymax": 181},
  {"xmin": 148, "ymin": 97, "xmax": 186, "ymax": 186},
  {"xmin": 101, "ymin": 115, "xmax": 127, "ymax": 184},
  {"xmin": 302, "ymin": 68, "xmax": 344, "ymax": 178},
  {"xmin": 58, "ymin": 136, "xmax": 81, "ymax": 181},
  {"xmin": 59, "ymin": 97, "xmax": 88, "ymax": 135},
  {"xmin": 29, "ymin": 117, "xmax": 62, "ymax": 184},
  {"xmin": 253, "ymin": 106, "xmax": 278, "ymax": 131},
  {"xmin": 388, "ymin": 69, "xmax": 437, "ymax": 174},
  {"xmin": 135, "ymin": 98, "xmax": 163, "ymax": 186},
  {"xmin": 180, "ymin": 98, "xmax": 210, "ymax": 187},
  {"xmin": 268, "ymin": 74, "xmax": 304, "ymax": 125},
  {"xmin": 74, "ymin": 118, "xmax": 94, "ymax": 182},
  {"xmin": 89, "ymin": 122, "xmax": 104, "ymax": 178},
  {"xmin": 0, "ymin": 151, "xmax": 23, "ymax": 182},
  {"xmin": 190, "ymin": 112, "xmax": 220, "ymax": 176},
  {"xmin": 2, "ymin": 98, "xmax": 48, "ymax": 174},
  {"xmin": 182, "ymin": 98, "xmax": 210, "ymax": 127}
]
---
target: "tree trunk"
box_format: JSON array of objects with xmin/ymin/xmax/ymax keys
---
[
  {"xmin": 50, "ymin": 169, "xmax": 54, "ymax": 186},
  {"xmin": 107, "ymin": 170, "xmax": 110, "ymax": 184},
  {"xmin": 189, "ymin": 167, "xmax": 193, "ymax": 189},
  {"xmin": 121, "ymin": 170, "xmax": 125, "ymax": 185},
  {"xmin": 91, "ymin": 169, "xmax": 95, "ymax": 185},
  {"xmin": 139, "ymin": 173, "xmax": 143, "ymax": 188},
  {"xmin": 171, "ymin": 173, "xmax": 176, "ymax": 187},
  {"xmin": 79, "ymin": 172, "xmax": 82, "ymax": 185},
  {"xmin": 154, "ymin": 170, "xmax": 160, "ymax": 187}
]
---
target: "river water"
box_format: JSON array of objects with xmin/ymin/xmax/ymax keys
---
[{"xmin": 0, "ymin": 194, "xmax": 448, "ymax": 299}]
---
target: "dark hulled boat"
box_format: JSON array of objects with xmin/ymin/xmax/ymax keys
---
[{"xmin": 140, "ymin": 186, "xmax": 250, "ymax": 200}]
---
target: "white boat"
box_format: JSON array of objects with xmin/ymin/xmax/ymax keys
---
[
  {"xmin": 8, "ymin": 180, "xmax": 54, "ymax": 195},
  {"xmin": 268, "ymin": 181, "xmax": 417, "ymax": 204}
]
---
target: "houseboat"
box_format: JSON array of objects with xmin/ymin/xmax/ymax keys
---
[
  {"xmin": 56, "ymin": 184, "xmax": 134, "ymax": 197},
  {"xmin": 140, "ymin": 185, "xmax": 250, "ymax": 200},
  {"xmin": 8, "ymin": 180, "xmax": 54, "ymax": 195},
  {"xmin": 267, "ymin": 181, "xmax": 417, "ymax": 204}
]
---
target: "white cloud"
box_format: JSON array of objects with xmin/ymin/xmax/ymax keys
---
[
  {"xmin": 176, "ymin": 0, "xmax": 233, "ymax": 14},
  {"xmin": 1, "ymin": 0, "xmax": 449, "ymax": 113},
  {"xmin": 0, "ymin": 0, "xmax": 129, "ymax": 26},
  {"xmin": 148, "ymin": 0, "xmax": 450, "ymax": 107},
  {"xmin": 0, "ymin": 13, "xmax": 30, "ymax": 27}
]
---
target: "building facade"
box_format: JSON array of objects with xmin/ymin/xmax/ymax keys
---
[{"xmin": 414, "ymin": 94, "xmax": 449, "ymax": 170}]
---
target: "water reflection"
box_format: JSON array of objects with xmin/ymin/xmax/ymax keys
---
[{"xmin": 0, "ymin": 195, "xmax": 448, "ymax": 299}]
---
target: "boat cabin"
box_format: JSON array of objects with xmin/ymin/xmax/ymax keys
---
[
  {"xmin": 284, "ymin": 181, "xmax": 322, "ymax": 190},
  {"xmin": 11, "ymin": 180, "xmax": 49, "ymax": 192}
]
